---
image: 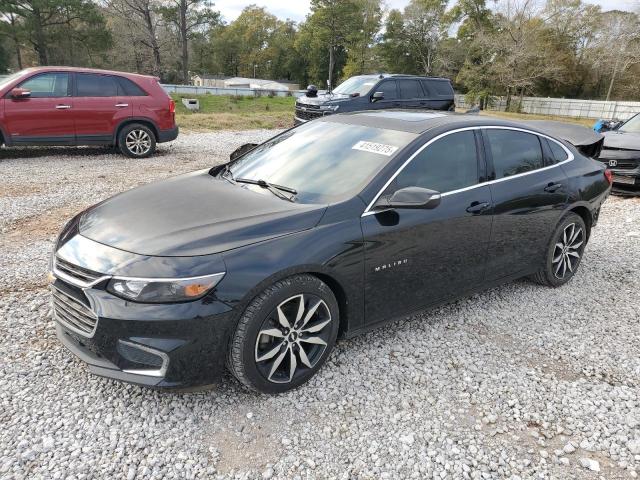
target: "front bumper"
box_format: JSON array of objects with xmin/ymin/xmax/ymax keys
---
[
  {"xmin": 52, "ymin": 278, "xmax": 236, "ymax": 389},
  {"xmin": 50, "ymin": 232, "xmax": 235, "ymax": 389},
  {"xmin": 52, "ymin": 276, "xmax": 237, "ymax": 389},
  {"xmin": 597, "ymin": 153, "xmax": 640, "ymax": 194},
  {"xmin": 158, "ymin": 125, "xmax": 179, "ymax": 143}
]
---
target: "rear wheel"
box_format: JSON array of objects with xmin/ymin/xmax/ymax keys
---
[
  {"xmin": 227, "ymin": 275, "xmax": 339, "ymax": 394},
  {"xmin": 530, "ymin": 212, "xmax": 587, "ymax": 287},
  {"xmin": 118, "ymin": 123, "xmax": 156, "ymax": 158}
]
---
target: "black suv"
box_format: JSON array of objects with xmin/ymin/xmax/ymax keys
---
[{"xmin": 294, "ymin": 74, "xmax": 455, "ymax": 124}]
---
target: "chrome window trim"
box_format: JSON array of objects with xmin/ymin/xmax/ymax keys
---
[
  {"xmin": 119, "ymin": 340, "xmax": 170, "ymax": 378},
  {"xmin": 361, "ymin": 125, "xmax": 574, "ymax": 217}
]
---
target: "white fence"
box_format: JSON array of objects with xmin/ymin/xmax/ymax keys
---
[
  {"xmin": 455, "ymin": 94, "xmax": 640, "ymax": 120},
  {"xmin": 162, "ymin": 83, "xmax": 305, "ymax": 98}
]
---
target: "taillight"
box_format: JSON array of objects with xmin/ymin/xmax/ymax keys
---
[
  {"xmin": 169, "ymin": 99, "xmax": 175, "ymax": 114},
  {"xmin": 604, "ymin": 169, "xmax": 613, "ymax": 185}
]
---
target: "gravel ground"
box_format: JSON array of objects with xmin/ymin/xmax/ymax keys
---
[{"xmin": 1, "ymin": 132, "xmax": 639, "ymax": 480}]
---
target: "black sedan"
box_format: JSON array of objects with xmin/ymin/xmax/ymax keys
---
[
  {"xmin": 50, "ymin": 111, "xmax": 611, "ymax": 393},
  {"xmin": 596, "ymin": 112, "xmax": 640, "ymax": 195}
]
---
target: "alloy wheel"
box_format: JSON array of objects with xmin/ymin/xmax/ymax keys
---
[
  {"xmin": 254, "ymin": 294, "xmax": 332, "ymax": 384},
  {"xmin": 552, "ymin": 222, "xmax": 584, "ymax": 279},
  {"xmin": 125, "ymin": 129, "xmax": 151, "ymax": 156}
]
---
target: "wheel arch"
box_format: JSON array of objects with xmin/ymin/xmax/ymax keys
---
[
  {"xmin": 568, "ymin": 204, "xmax": 593, "ymax": 242},
  {"xmin": 114, "ymin": 118, "xmax": 159, "ymax": 144},
  {"xmin": 232, "ymin": 265, "xmax": 356, "ymax": 338}
]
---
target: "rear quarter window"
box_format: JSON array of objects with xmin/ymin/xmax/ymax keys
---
[
  {"xmin": 425, "ymin": 80, "xmax": 453, "ymax": 97},
  {"xmin": 116, "ymin": 77, "xmax": 148, "ymax": 96},
  {"xmin": 547, "ymin": 139, "xmax": 569, "ymax": 163}
]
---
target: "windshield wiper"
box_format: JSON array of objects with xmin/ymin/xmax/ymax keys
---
[{"xmin": 234, "ymin": 178, "xmax": 297, "ymax": 202}]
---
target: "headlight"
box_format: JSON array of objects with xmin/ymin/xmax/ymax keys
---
[
  {"xmin": 107, "ymin": 272, "xmax": 225, "ymax": 303},
  {"xmin": 320, "ymin": 105, "xmax": 339, "ymax": 111}
]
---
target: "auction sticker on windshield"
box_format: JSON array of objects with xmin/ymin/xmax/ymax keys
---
[{"xmin": 352, "ymin": 140, "xmax": 399, "ymax": 156}]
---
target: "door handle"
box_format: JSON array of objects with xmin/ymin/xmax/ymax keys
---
[
  {"xmin": 544, "ymin": 182, "xmax": 562, "ymax": 193},
  {"xmin": 466, "ymin": 201, "xmax": 491, "ymax": 214},
  {"xmin": 115, "ymin": 103, "xmax": 129, "ymax": 108},
  {"xmin": 55, "ymin": 105, "xmax": 71, "ymax": 110}
]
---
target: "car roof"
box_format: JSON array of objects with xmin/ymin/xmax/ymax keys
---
[
  {"xmin": 16, "ymin": 66, "xmax": 157, "ymax": 81},
  {"xmin": 353, "ymin": 74, "xmax": 450, "ymax": 81},
  {"xmin": 320, "ymin": 110, "xmax": 533, "ymax": 135}
]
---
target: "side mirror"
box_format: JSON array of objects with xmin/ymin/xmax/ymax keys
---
[
  {"xmin": 10, "ymin": 88, "xmax": 31, "ymax": 99},
  {"xmin": 371, "ymin": 91, "xmax": 384, "ymax": 103},
  {"xmin": 230, "ymin": 143, "xmax": 258, "ymax": 161},
  {"xmin": 374, "ymin": 187, "xmax": 441, "ymax": 210}
]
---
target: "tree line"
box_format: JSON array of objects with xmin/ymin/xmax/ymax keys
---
[{"xmin": 1, "ymin": 0, "xmax": 639, "ymax": 103}]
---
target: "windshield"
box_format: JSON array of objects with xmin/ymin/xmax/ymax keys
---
[
  {"xmin": 619, "ymin": 114, "xmax": 640, "ymax": 133},
  {"xmin": 223, "ymin": 121, "xmax": 417, "ymax": 203},
  {"xmin": 333, "ymin": 76, "xmax": 378, "ymax": 96},
  {"xmin": 0, "ymin": 71, "xmax": 25, "ymax": 90}
]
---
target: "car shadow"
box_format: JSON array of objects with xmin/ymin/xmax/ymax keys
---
[{"xmin": 0, "ymin": 146, "xmax": 120, "ymax": 160}]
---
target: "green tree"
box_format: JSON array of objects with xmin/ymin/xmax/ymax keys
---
[
  {"xmin": 159, "ymin": 0, "xmax": 220, "ymax": 82},
  {"xmin": 1, "ymin": 0, "xmax": 111, "ymax": 66},
  {"xmin": 342, "ymin": 0, "xmax": 382, "ymax": 77},
  {"xmin": 308, "ymin": 0, "xmax": 360, "ymax": 88}
]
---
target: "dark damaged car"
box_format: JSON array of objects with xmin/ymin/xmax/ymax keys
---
[
  {"xmin": 596, "ymin": 113, "xmax": 640, "ymax": 195},
  {"xmin": 50, "ymin": 111, "xmax": 611, "ymax": 393}
]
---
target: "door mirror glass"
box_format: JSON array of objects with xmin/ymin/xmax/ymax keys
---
[
  {"xmin": 371, "ymin": 91, "xmax": 384, "ymax": 102},
  {"xmin": 375, "ymin": 187, "xmax": 441, "ymax": 210},
  {"xmin": 10, "ymin": 88, "xmax": 31, "ymax": 99},
  {"xmin": 230, "ymin": 143, "xmax": 259, "ymax": 161}
]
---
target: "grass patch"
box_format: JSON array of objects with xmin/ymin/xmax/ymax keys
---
[
  {"xmin": 476, "ymin": 110, "xmax": 595, "ymax": 128},
  {"xmin": 172, "ymin": 94, "xmax": 295, "ymax": 132}
]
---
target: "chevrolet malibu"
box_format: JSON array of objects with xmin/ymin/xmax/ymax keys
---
[{"xmin": 50, "ymin": 111, "xmax": 611, "ymax": 393}]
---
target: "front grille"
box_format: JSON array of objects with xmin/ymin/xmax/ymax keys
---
[
  {"xmin": 295, "ymin": 107, "xmax": 326, "ymax": 121},
  {"xmin": 51, "ymin": 285, "xmax": 98, "ymax": 336},
  {"xmin": 55, "ymin": 257, "xmax": 103, "ymax": 284},
  {"xmin": 597, "ymin": 158, "xmax": 638, "ymax": 170}
]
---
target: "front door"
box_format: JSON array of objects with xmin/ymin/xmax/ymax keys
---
[
  {"xmin": 481, "ymin": 128, "xmax": 569, "ymax": 280},
  {"xmin": 3, "ymin": 72, "xmax": 74, "ymax": 144},
  {"xmin": 361, "ymin": 130, "xmax": 493, "ymax": 325},
  {"xmin": 73, "ymin": 73, "xmax": 131, "ymax": 143},
  {"xmin": 369, "ymin": 80, "xmax": 400, "ymax": 110}
]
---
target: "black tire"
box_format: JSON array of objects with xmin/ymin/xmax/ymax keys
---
[
  {"xmin": 530, "ymin": 212, "xmax": 587, "ymax": 287},
  {"xmin": 117, "ymin": 123, "xmax": 156, "ymax": 158},
  {"xmin": 227, "ymin": 275, "xmax": 339, "ymax": 394}
]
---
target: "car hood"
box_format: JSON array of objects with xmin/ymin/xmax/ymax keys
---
[
  {"xmin": 79, "ymin": 170, "xmax": 327, "ymax": 257},
  {"xmin": 602, "ymin": 130, "xmax": 640, "ymax": 151},
  {"xmin": 296, "ymin": 92, "xmax": 351, "ymax": 106}
]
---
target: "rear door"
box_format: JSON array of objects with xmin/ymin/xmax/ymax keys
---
[
  {"xmin": 482, "ymin": 128, "xmax": 569, "ymax": 281},
  {"xmin": 361, "ymin": 129, "xmax": 493, "ymax": 325},
  {"xmin": 73, "ymin": 73, "xmax": 132, "ymax": 143},
  {"xmin": 3, "ymin": 72, "xmax": 74, "ymax": 144},
  {"xmin": 397, "ymin": 79, "xmax": 424, "ymax": 109}
]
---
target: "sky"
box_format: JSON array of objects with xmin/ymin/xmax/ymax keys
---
[{"xmin": 214, "ymin": 0, "xmax": 638, "ymax": 23}]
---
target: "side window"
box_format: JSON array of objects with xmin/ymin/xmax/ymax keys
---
[
  {"xmin": 420, "ymin": 80, "xmax": 432, "ymax": 97},
  {"xmin": 485, "ymin": 129, "xmax": 544, "ymax": 178},
  {"xmin": 429, "ymin": 80, "xmax": 454, "ymax": 97},
  {"xmin": 76, "ymin": 74, "xmax": 118, "ymax": 97},
  {"xmin": 18, "ymin": 73, "xmax": 70, "ymax": 98},
  {"xmin": 116, "ymin": 77, "xmax": 147, "ymax": 96},
  {"xmin": 547, "ymin": 139, "xmax": 568, "ymax": 164},
  {"xmin": 399, "ymin": 80, "xmax": 424, "ymax": 99},
  {"xmin": 392, "ymin": 131, "xmax": 479, "ymax": 193},
  {"xmin": 377, "ymin": 80, "xmax": 397, "ymax": 100}
]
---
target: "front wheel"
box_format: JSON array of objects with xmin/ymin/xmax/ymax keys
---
[
  {"xmin": 118, "ymin": 124, "xmax": 156, "ymax": 158},
  {"xmin": 530, "ymin": 212, "xmax": 587, "ymax": 287},
  {"xmin": 227, "ymin": 275, "xmax": 339, "ymax": 394}
]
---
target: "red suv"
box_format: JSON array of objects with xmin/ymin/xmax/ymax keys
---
[{"xmin": 0, "ymin": 67, "xmax": 178, "ymax": 157}]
